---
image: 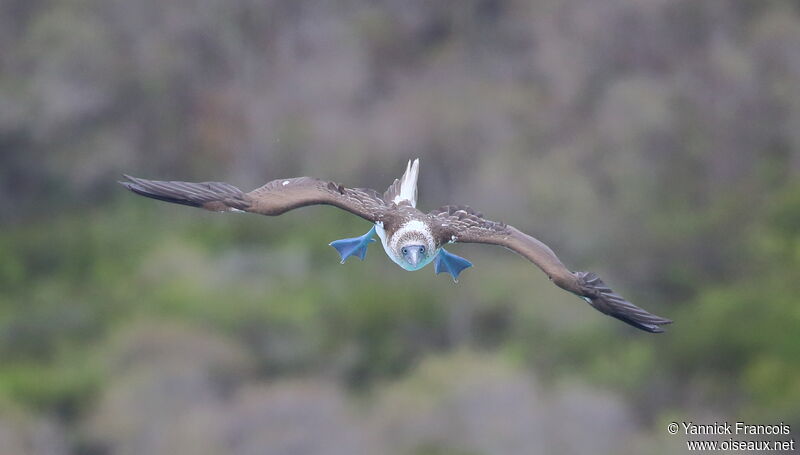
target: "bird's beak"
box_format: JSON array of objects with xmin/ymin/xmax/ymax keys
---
[{"xmin": 405, "ymin": 248, "xmax": 420, "ymax": 267}]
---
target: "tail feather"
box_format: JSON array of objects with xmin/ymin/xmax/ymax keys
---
[
  {"xmin": 120, "ymin": 175, "xmax": 250, "ymax": 212},
  {"xmin": 383, "ymin": 159, "xmax": 419, "ymax": 207},
  {"xmin": 399, "ymin": 158, "xmax": 419, "ymax": 207}
]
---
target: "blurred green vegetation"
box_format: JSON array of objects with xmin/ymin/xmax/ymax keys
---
[
  {"xmin": 0, "ymin": 177, "xmax": 797, "ymax": 452},
  {"xmin": 1, "ymin": 0, "xmax": 800, "ymax": 453}
]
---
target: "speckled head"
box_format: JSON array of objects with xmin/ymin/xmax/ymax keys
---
[{"xmin": 388, "ymin": 220, "xmax": 437, "ymax": 271}]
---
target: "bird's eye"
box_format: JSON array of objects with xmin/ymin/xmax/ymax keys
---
[
  {"xmin": 402, "ymin": 248, "xmax": 408, "ymax": 255},
  {"xmin": 419, "ymin": 246, "xmax": 425, "ymax": 253}
]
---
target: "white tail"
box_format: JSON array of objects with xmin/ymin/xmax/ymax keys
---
[{"xmin": 395, "ymin": 158, "xmax": 419, "ymax": 207}]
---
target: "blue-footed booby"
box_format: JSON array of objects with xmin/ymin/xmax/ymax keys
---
[{"xmin": 120, "ymin": 159, "xmax": 672, "ymax": 333}]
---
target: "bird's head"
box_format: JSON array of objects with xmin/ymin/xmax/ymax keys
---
[{"xmin": 395, "ymin": 237, "xmax": 435, "ymax": 271}]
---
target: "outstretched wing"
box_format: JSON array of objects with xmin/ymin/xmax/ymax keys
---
[
  {"xmin": 120, "ymin": 175, "xmax": 388, "ymax": 222},
  {"xmin": 429, "ymin": 205, "xmax": 672, "ymax": 333}
]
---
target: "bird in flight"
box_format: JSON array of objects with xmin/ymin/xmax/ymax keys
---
[{"xmin": 120, "ymin": 159, "xmax": 672, "ymax": 333}]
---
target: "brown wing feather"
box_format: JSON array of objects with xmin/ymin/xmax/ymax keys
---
[
  {"xmin": 429, "ymin": 206, "xmax": 672, "ymax": 333},
  {"xmin": 121, "ymin": 175, "xmax": 387, "ymax": 222},
  {"xmin": 120, "ymin": 175, "xmax": 251, "ymax": 211},
  {"xmin": 246, "ymin": 177, "xmax": 386, "ymax": 221}
]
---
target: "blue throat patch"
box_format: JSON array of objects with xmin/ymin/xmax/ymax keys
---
[
  {"xmin": 434, "ymin": 248, "xmax": 473, "ymax": 282},
  {"xmin": 329, "ymin": 226, "xmax": 376, "ymax": 263}
]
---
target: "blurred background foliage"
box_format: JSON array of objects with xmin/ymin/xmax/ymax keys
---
[{"xmin": 1, "ymin": 0, "xmax": 799, "ymax": 453}]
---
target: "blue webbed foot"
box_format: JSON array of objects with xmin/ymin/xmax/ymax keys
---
[
  {"xmin": 434, "ymin": 248, "xmax": 473, "ymax": 283},
  {"xmin": 329, "ymin": 226, "xmax": 377, "ymax": 263}
]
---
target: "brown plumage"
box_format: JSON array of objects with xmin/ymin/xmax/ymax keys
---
[
  {"xmin": 428, "ymin": 205, "xmax": 671, "ymax": 332},
  {"xmin": 120, "ymin": 164, "xmax": 672, "ymax": 334},
  {"xmin": 121, "ymin": 174, "xmax": 389, "ymax": 221}
]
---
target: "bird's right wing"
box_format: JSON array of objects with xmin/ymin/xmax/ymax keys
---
[{"xmin": 120, "ymin": 175, "xmax": 388, "ymax": 222}]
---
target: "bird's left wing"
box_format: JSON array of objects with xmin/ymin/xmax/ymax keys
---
[
  {"xmin": 121, "ymin": 175, "xmax": 388, "ymax": 222},
  {"xmin": 429, "ymin": 205, "xmax": 672, "ymax": 333}
]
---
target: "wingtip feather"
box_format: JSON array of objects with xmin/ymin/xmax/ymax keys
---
[{"xmin": 576, "ymin": 271, "xmax": 672, "ymax": 334}]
